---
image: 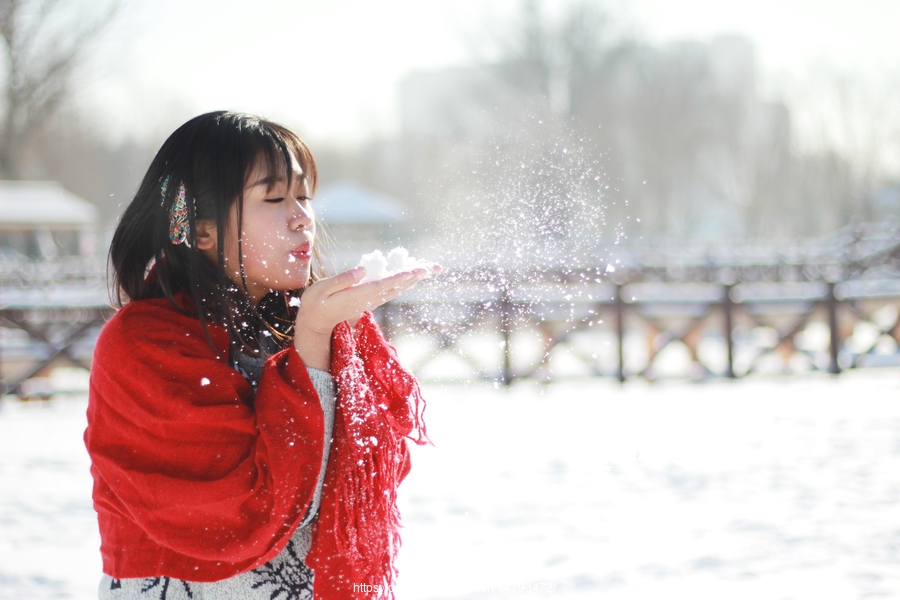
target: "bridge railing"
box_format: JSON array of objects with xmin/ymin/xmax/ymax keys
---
[
  {"xmin": 377, "ymin": 268, "xmax": 900, "ymax": 384},
  {"xmin": 4, "ymin": 239, "xmax": 900, "ymax": 393}
]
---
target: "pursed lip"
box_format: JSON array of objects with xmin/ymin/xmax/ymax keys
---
[{"xmin": 290, "ymin": 241, "xmax": 312, "ymax": 259}]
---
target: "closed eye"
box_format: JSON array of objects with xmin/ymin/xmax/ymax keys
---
[{"xmin": 266, "ymin": 195, "xmax": 311, "ymax": 204}]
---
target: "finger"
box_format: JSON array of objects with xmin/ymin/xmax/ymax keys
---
[
  {"xmin": 327, "ymin": 267, "xmax": 432, "ymax": 313},
  {"xmin": 344, "ymin": 271, "xmax": 418, "ymax": 308},
  {"xmin": 402, "ymin": 263, "xmax": 441, "ymax": 279},
  {"xmin": 341, "ymin": 269, "xmax": 413, "ymax": 290},
  {"xmin": 311, "ymin": 271, "xmax": 409, "ymax": 315},
  {"xmin": 314, "ymin": 266, "xmax": 367, "ymax": 295},
  {"xmin": 375, "ymin": 271, "xmax": 428, "ymax": 300}
]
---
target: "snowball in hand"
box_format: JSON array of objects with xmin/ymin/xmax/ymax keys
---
[{"xmin": 357, "ymin": 247, "xmax": 437, "ymax": 283}]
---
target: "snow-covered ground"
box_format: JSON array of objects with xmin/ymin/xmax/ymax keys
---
[{"xmin": 2, "ymin": 371, "xmax": 900, "ymax": 599}]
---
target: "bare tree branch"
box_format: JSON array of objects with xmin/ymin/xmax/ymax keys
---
[{"xmin": 0, "ymin": 0, "xmax": 120, "ymax": 179}]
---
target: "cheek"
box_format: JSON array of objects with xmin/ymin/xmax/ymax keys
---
[
  {"xmin": 221, "ymin": 235, "xmax": 264, "ymax": 274},
  {"xmin": 240, "ymin": 230, "xmax": 290, "ymax": 270},
  {"xmin": 234, "ymin": 240, "xmax": 267, "ymax": 268}
]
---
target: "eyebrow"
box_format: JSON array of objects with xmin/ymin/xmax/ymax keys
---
[
  {"xmin": 247, "ymin": 175, "xmax": 278, "ymax": 189},
  {"xmin": 247, "ymin": 170, "xmax": 306, "ymax": 190}
]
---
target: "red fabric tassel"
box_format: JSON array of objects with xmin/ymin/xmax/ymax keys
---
[
  {"xmin": 356, "ymin": 312, "xmax": 429, "ymax": 447},
  {"xmin": 307, "ymin": 312, "xmax": 428, "ymax": 599}
]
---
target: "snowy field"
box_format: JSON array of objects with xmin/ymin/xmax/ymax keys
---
[{"xmin": 2, "ymin": 371, "xmax": 900, "ymax": 599}]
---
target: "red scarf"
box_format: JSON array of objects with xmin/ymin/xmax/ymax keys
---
[
  {"xmin": 86, "ymin": 299, "xmax": 427, "ymax": 598},
  {"xmin": 309, "ymin": 312, "xmax": 429, "ymax": 599}
]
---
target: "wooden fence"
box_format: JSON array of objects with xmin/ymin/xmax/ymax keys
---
[
  {"xmin": 378, "ymin": 272, "xmax": 900, "ymax": 384},
  {"xmin": 4, "ymin": 223, "xmax": 900, "ymax": 394}
]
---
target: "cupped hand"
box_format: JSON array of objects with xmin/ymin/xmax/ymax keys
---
[{"xmin": 293, "ymin": 265, "xmax": 439, "ymax": 370}]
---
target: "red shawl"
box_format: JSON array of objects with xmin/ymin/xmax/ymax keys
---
[{"xmin": 85, "ymin": 298, "xmax": 427, "ymax": 599}]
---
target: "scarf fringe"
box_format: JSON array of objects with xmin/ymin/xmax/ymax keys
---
[
  {"xmin": 355, "ymin": 313, "xmax": 430, "ymax": 447},
  {"xmin": 311, "ymin": 313, "xmax": 425, "ymax": 599}
]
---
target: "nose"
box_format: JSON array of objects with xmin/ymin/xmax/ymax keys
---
[{"xmin": 288, "ymin": 198, "xmax": 313, "ymax": 232}]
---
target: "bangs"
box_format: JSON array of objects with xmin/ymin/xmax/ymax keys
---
[{"xmin": 245, "ymin": 122, "xmax": 318, "ymax": 194}]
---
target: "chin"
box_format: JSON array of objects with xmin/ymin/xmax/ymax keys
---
[{"xmin": 278, "ymin": 273, "xmax": 312, "ymax": 291}]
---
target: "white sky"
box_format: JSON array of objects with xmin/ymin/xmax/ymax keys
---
[{"xmin": 78, "ymin": 0, "xmax": 900, "ymax": 147}]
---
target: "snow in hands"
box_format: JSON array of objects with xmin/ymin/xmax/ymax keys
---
[{"xmin": 358, "ymin": 247, "xmax": 438, "ymax": 283}]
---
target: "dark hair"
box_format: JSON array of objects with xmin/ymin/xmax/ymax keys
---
[{"xmin": 110, "ymin": 111, "xmax": 323, "ymax": 354}]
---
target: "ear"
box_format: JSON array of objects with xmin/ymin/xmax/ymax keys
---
[{"xmin": 194, "ymin": 220, "xmax": 217, "ymax": 252}]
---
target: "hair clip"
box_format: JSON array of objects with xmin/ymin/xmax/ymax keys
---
[
  {"xmin": 160, "ymin": 175, "xmax": 171, "ymax": 204},
  {"xmin": 168, "ymin": 183, "xmax": 191, "ymax": 247}
]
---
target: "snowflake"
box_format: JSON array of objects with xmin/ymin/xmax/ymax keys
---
[
  {"xmin": 249, "ymin": 538, "xmax": 314, "ymax": 600},
  {"xmin": 134, "ymin": 576, "xmax": 195, "ymax": 599}
]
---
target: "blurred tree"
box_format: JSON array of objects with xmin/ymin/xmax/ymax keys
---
[
  {"xmin": 0, "ymin": 0, "xmax": 119, "ymax": 179},
  {"xmin": 27, "ymin": 109, "xmax": 155, "ymax": 229},
  {"xmin": 796, "ymin": 67, "xmax": 900, "ymax": 222},
  {"xmin": 390, "ymin": 0, "xmax": 627, "ymax": 264},
  {"xmin": 394, "ymin": 0, "xmax": 898, "ymax": 253},
  {"xmin": 492, "ymin": 0, "xmax": 625, "ymax": 120}
]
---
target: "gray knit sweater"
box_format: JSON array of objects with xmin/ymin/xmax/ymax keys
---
[{"xmin": 97, "ymin": 354, "xmax": 337, "ymax": 600}]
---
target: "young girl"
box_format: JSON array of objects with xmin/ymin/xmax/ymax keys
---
[{"xmin": 84, "ymin": 111, "xmax": 434, "ymax": 600}]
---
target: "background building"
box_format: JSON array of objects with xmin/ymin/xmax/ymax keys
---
[
  {"xmin": 0, "ymin": 181, "xmax": 98, "ymax": 259},
  {"xmin": 315, "ymin": 180, "xmax": 410, "ymax": 269}
]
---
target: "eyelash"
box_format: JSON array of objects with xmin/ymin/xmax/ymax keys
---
[{"xmin": 265, "ymin": 195, "xmax": 311, "ymax": 204}]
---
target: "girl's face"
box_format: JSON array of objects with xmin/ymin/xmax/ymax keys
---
[{"xmin": 207, "ymin": 153, "xmax": 315, "ymax": 304}]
